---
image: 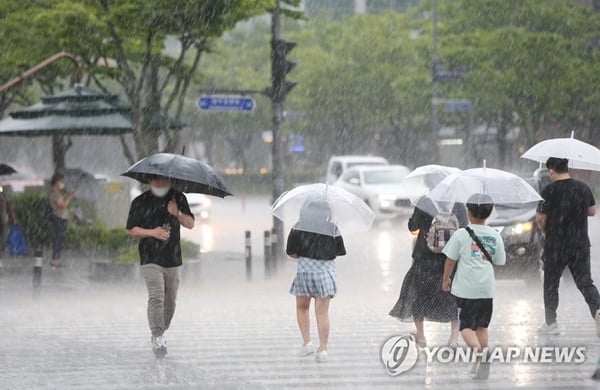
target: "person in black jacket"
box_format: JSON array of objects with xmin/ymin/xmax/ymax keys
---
[
  {"xmin": 389, "ymin": 196, "xmax": 467, "ymax": 348},
  {"xmin": 287, "ymin": 199, "xmax": 346, "ymax": 363}
]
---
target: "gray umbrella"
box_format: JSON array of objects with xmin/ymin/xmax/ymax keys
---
[
  {"xmin": 63, "ymin": 168, "xmax": 103, "ymax": 201},
  {"xmin": 122, "ymin": 153, "xmax": 232, "ymax": 198}
]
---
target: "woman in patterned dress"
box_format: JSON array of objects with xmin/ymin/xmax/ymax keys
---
[
  {"xmin": 389, "ymin": 196, "xmax": 467, "ymax": 348},
  {"xmin": 287, "ymin": 199, "xmax": 346, "ymax": 363}
]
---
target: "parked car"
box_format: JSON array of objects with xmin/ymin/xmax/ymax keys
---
[
  {"xmin": 326, "ymin": 155, "xmax": 389, "ymax": 184},
  {"xmin": 185, "ymin": 193, "xmax": 211, "ymax": 221},
  {"xmin": 333, "ymin": 165, "xmax": 412, "ymax": 220},
  {"xmin": 0, "ymin": 163, "xmax": 44, "ymax": 192}
]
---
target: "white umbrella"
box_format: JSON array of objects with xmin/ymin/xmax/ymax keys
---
[
  {"xmin": 428, "ymin": 162, "xmax": 542, "ymax": 207},
  {"xmin": 401, "ymin": 164, "xmax": 462, "ymax": 204},
  {"xmin": 521, "ymin": 131, "xmax": 600, "ymax": 171},
  {"xmin": 272, "ymin": 183, "xmax": 375, "ymax": 236}
]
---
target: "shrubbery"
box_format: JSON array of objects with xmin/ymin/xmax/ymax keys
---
[
  {"xmin": 9, "ymin": 191, "xmax": 134, "ymax": 257},
  {"xmin": 8, "ymin": 191, "xmax": 200, "ymax": 263}
]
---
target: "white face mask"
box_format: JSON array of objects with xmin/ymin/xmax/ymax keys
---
[
  {"xmin": 58, "ymin": 182, "xmax": 65, "ymax": 190},
  {"xmin": 151, "ymin": 186, "xmax": 170, "ymax": 198}
]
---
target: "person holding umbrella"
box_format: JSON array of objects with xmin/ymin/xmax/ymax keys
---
[
  {"xmin": 126, "ymin": 175, "xmax": 194, "ymax": 358},
  {"xmin": 287, "ymin": 198, "xmax": 346, "ymax": 363},
  {"xmin": 389, "ymin": 166, "xmax": 466, "ymax": 348},
  {"xmin": 535, "ymin": 157, "xmax": 599, "ymax": 335},
  {"xmin": 123, "ymin": 153, "xmax": 231, "ymax": 358},
  {"xmin": 48, "ymin": 173, "xmax": 76, "ymax": 268},
  {"xmin": 273, "ymin": 184, "xmax": 375, "ymax": 363},
  {"xmin": 442, "ymin": 193, "xmax": 506, "ymax": 380}
]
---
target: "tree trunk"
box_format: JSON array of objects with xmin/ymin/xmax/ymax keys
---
[
  {"xmin": 52, "ymin": 135, "xmax": 71, "ymax": 173},
  {"xmin": 138, "ymin": 56, "xmax": 162, "ymax": 157}
]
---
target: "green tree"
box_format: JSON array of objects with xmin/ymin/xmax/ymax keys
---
[
  {"xmin": 439, "ymin": 0, "xmax": 600, "ymax": 164},
  {"xmin": 2, "ymin": 0, "xmax": 280, "ymax": 168},
  {"xmin": 289, "ymin": 11, "xmax": 432, "ymax": 163}
]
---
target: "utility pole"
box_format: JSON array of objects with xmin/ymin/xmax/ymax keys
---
[
  {"xmin": 269, "ymin": 2, "xmax": 297, "ymax": 268},
  {"xmin": 431, "ymin": 0, "xmax": 440, "ymax": 163}
]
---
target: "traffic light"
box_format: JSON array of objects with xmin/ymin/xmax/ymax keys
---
[{"xmin": 270, "ymin": 38, "xmax": 297, "ymax": 102}]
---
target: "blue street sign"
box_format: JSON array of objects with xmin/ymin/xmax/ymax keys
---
[
  {"xmin": 197, "ymin": 95, "xmax": 256, "ymax": 112},
  {"xmin": 289, "ymin": 134, "xmax": 305, "ymax": 153},
  {"xmin": 444, "ymin": 101, "xmax": 472, "ymax": 112}
]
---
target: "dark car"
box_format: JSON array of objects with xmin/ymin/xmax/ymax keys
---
[
  {"xmin": 487, "ymin": 173, "xmax": 549, "ymax": 282},
  {"xmin": 488, "ymin": 203, "xmax": 544, "ymax": 281}
]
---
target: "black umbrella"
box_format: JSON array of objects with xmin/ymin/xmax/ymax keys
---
[
  {"xmin": 122, "ymin": 153, "xmax": 232, "ymax": 198},
  {"xmin": 0, "ymin": 163, "xmax": 17, "ymax": 176}
]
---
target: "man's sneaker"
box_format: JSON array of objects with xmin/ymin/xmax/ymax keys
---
[
  {"xmin": 151, "ymin": 336, "xmax": 167, "ymax": 358},
  {"xmin": 315, "ymin": 350, "xmax": 329, "ymax": 363},
  {"xmin": 538, "ymin": 322, "xmax": 560, "ymax": 335},
  {"xmin": 594, "ymin": 310, "xmax": 600, "ymax": 337},
  {"xmin": 298, "ymin": 342, "xmax": 315, "ymax": 357}
]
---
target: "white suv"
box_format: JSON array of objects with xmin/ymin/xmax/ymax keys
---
[
  {"xmin": 333, "ymin": 165, "xmax": 412, "ymax": 220},
  {"xmin": 326, "ymin": 155, "xmax": 389, "ymax": 184}
]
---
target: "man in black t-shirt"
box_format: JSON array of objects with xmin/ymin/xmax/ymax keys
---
[
  {"xmin": 536, "ymin": 157, "xmax": 598, "ymax": 336},
  {"xmin": 126, "ymin": 175, "xmax": 194, "ymax": 357}
]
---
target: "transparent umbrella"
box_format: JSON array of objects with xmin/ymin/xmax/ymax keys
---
[
  {"xmin": 272, "ymin": 183, "xmax": 375, "ymax": 236},
  {"xmin": 428, "ymin": 162, "xmax": 542, "ymax": 208},
  {"xmin": 401, "ymin": 164, "xmax": 461, "ymax": 204},
  {"xmin": 521, "ymin": 131, "xmax": 600, "ymax": 171}
]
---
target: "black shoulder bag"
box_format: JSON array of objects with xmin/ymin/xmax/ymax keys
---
[{"xmin": 464, "ymin": 226, "xmax": 493, "ymax": 263}]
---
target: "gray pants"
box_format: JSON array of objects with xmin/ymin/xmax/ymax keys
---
[{"xmin": 142, "ymin": 264, "xmax": 180, "ymax": 337}]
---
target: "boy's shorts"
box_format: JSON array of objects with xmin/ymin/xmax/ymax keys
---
[{"xmin": 455, "ymin": 297, "xmax": 493, "ymax": 331}]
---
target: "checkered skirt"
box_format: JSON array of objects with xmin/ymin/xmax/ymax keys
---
[{"xmin": 289, "ymin": 257, "xmax": 337, "ymax": 298}]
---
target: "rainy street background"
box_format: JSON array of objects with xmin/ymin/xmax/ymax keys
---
[
  {"xmin": 2, "ymin": 0, "xmax": 600, "ymax": 389},
  {"xmin": 1, "ymin": 197, "xmax": 600, "ymax": 389}
]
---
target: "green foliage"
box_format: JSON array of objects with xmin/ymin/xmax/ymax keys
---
[
  {"xmin": 196, "ymin": 9, "xmax": 434, "ymax": 165},
  {"xmin": 9, "ymin": 192, "xmax": 200, "ymax": 262},
  {"xmin": 112, "ymin": 239, "xmax": 200, "ymax": 264},
  {"xmin": 4, "ymin": 0, "xmax": 600, "ymax": 170},
  {"xmin": 9, "ymin": 191, "xmax": 133, "ymax": 255},
  {"xmin": 1, "ymin": 0, "xmax": 282, "ymax": 164},
  {"xmin": 64, "ymin": 224, "xmax": 133, "ymax": 254},
  {"xmin": 9, "ymin": 191, "xmax": 52, "ymax": 250},
  {"xmin": 290, "ymin": 11, "xmax": 433, "ymax": 156},
  {"xmin": 439, "ymin": 0, "xmax": 600, "ymax": 145},
  {"xmin": 194, "ymin": 0, "xmax": 600, "ymax": 169}
]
